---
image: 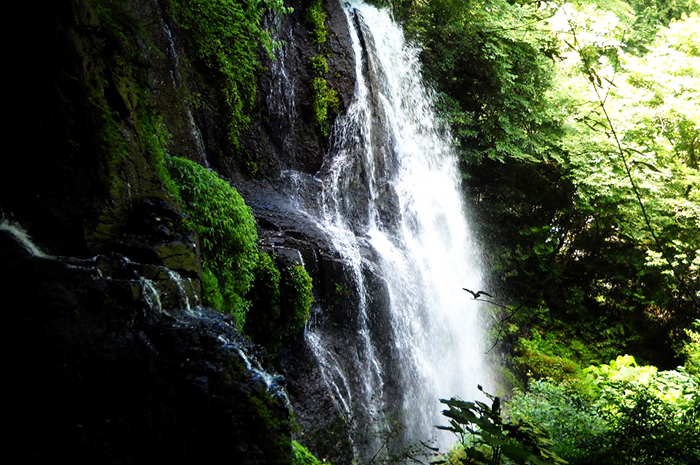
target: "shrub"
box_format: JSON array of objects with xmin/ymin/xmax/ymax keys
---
[
  {"xmin": 168, "ymin": 156, "xmax": 258, "ymax": 328},
  {"xmin": 505, "ymin": 356, "xmax": 700, "ymax": 465},
  {"xmin": 506, "ymin": 379, "xmax": 609, "ymax": 463}
]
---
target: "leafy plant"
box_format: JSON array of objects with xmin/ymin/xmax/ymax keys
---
[
  {"xmin": 168, "ymin": 156, "xmax": 259, "ymax": 328},
  {"xmin": 505, "ymin": 355, "xmax": 700, "ymax": 465},
  {"xmin": 245, "ymin": 253, "xmax": 314, "ymax": 355},
  {"xmin": 679, "ymin": 321, "xmax": 700, "ymax": 375},
  {"xmin": 306, "ymin": 0, "xmax": 328, "ymax": 44},
  {"xmin": 437, "ymin": 386, "xmax": 567, "ymax": 465},
  {"xmin": 281, "ymin": 264, "xmax": 314, "ymax": 333},
  {"xmin": 506, "ymin": 380, "xmax": 608, "ymax": 463},
  {"xmin": 312, "ymin": 77, "xmax": 339, "ymax": 136}
]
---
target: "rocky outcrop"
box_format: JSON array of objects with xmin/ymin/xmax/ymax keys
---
[
  {"xmin": 240, "ymin": 0, "xmax": 356, "ymax": 179},
  {"xmin": 3, "ymin": 0, "xmax": 370, "ymax": 464},
  {"xmin": 1, "ymin": 224, "xmax": 293, "ymax": 464}
]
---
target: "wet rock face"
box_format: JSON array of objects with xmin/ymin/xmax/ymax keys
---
[
  {"xmin": 241, "ymin": 0, "xmax": 357, "ymax": 178},
  {"xmin": 1, "ymin": 229, "xmax": 292, "ymax": 465},
  {"xmin": 3, "ymin": 0, "xmax": 372, "ymax": 463}
]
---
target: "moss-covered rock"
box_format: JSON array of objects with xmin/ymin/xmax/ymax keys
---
[{"xmin": 1, "ymin": 227, "xmax": 295, "ymax": 464}]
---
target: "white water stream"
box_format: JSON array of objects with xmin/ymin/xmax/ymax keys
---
[{"xmin": 297, "ymin": 1, "xmax": 494, "ymax": 455}]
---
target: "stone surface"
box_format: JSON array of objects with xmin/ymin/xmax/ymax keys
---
[
  {"xmin": 1, "ymin": 234, "xmax": 292, "ymax": 465},
  {"xmin": 2, "ymin": 0, "xmax": 368, "ymax": 464}
]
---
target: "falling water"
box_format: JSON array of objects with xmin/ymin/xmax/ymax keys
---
[
  {"xmin": 294, "ymin": 0, "xmax": 494, "ymax": 456},
  {"xmin": 0, "ymin": 219, "xmax": 50, "ymax": 258}
]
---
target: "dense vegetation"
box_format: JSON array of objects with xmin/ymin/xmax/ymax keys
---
[
  {"xmin": 387, "ymin": 0, "xmax": 699, "ymax": 373},
  {"xmin": 376, "ymin": 0, "xmax": 700, "ymax": 462},
  {"xmin": 165, "ymin": 0, "xmax": 698, "ymax": 461}
]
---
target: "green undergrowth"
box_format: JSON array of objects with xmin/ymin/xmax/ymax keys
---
[
  {"xmin": 167, "ymin": 156, "xmax": 259, "ymax": 328},
  {"xmin": 504, "ymin": 352, "xmax": 700, "ymax": 465},
  {"xmin": 167, "ymin": 157, "xmax": 314, "ymax": 340}
]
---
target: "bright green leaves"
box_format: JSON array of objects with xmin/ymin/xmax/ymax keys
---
[
  {"xmin": 311, "ymin": 77, "xmax": 339, "ymax": 136},
  {"xmin": 306, "ymin": 0, "xmax": 328, "ymax": 44},
  {"xmin": 306, "ymin": 1, "xmax": 339, "ymax": 137},
  {"xmin": 437, "ymin": 387, "xmax": 567, "ymax": 465},
  {"xmin": 168, "ymin": 156, "xmax": 259, "ymax": 328},
  {"xmin": 505, "ymin": 352, "xmax": 700, "ymax": 465},
  {"xmin": 679, "ymin": 322, "xmax": 700, "ymax": 375},
  {"xmin": 555, "ymin": 4, "xmax": 700, "ymax": 325},
  {"xmin": 403, "ymin": 0, "xmax": 563, "ymax": 163},
  {"xmin": 309, "ymin": 54, "xmax": 339, "ymax": 136}
]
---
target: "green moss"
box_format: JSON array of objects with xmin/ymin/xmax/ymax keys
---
[
  {"xmin": 245, "ymin": 253, "xmax": 314, "ymax": 355},
  {"xmin": 169, "ymin": 0, "xmax": 290, "ymax": 151},
  {"xmin": 168, "ymin": 156, "xmax": 258, "ymax": 328},
  {"xmin": 292, "ymin": 441, "xmax": 329, "ymax": 465}
]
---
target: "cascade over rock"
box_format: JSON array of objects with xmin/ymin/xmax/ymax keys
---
[{"xmin": 3, "ymin": 0, "xmax": 490, "ymax": 464}]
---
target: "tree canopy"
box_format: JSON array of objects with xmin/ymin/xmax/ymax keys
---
[{"xmin": 386, "ymin": 0, "xmax": 700, "ymax": 461}]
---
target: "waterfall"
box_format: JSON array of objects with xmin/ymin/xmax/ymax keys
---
[
  {"xmin": 0, "ymin": 219, "xmax": 50, "ymax": 258},
  {"xmin": 293, "ymin": 1, "xmax": 494, "ymax": 457}
]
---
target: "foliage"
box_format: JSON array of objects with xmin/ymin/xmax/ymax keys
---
[
  {"xmin": 679, "ymin": 321, "xmax": 700, "ymax": 375},
  {"xmin": 282, "ymin": 264, "xmax": 314, "ymax": 332},
  {"xmin": 306, "ymin": 0, "xmax": 328, "ymax": 44},
  {"xmin": 245, "ymin": 253, "xmax": 314, "ymax": 354},
  {"xmin": 549, "ymin": 4, "xmax": 700, "ymax": 353},
  {"xmin": 618, "ymin": 0, "xmax": 700, "ymax": 53},
  {"xmin": 505, "ymin": 354, "xmax": 700, "ymax": 465},
  {"xmin": 292, "ymin": 440, "xmax": 330, "ymax": 465},
  {"xmin": 514, "ymin": 337, "xmax": 585, "ymax": 385},
  {"xmin": 506, "ymin": 380, "xmax": 608, "ymax": 463},
  {"xmin": 309, "ymin": 54, "xmax": 339, "ymax": 135},
  {"xmin": 437, "ymin": 386, "xmax": 567, "ymax": 465},
  {"xmin": 400, "ymin": 0, "xmax": 565, "ymax": 163},
  {"xmin": 169, "ymin": 0, "xmax": 290, "ymax": 149},
  {"xmin": 596, "ymin": 384, "xmax": 700, "ymax": 465},
  {"xmin": 168, "ymin": 156, "xmax": 259, "ymax": 328},
  {"xmin": 312, "ymin": 77, "xmax": 339, "ymax": 136}
]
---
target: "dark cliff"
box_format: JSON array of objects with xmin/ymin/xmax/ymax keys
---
[{"xmin": 3, "ymin": 0, "xmax": 363, "ymax": 463}]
